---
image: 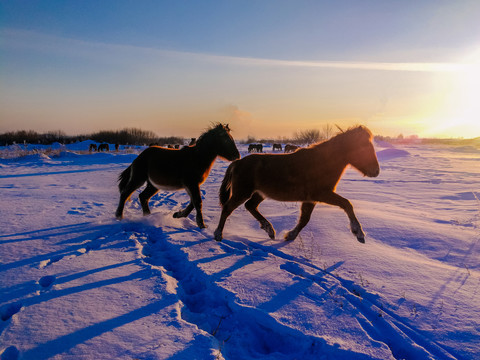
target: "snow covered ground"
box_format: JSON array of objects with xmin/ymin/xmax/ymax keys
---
[{"xmin": 0, "ymin": 140, "xmax": 479, "ymax": 360}]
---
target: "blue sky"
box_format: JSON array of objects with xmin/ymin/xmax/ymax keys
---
[{"xmin": 1, "ymin": 1, "xmax": 480, "ymax": 138}]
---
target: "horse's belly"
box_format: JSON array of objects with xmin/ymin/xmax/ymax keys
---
[
  {"xmin": 259, "ymin": 189, "xmax": 307, "ymax": 202},
  {"xmin": 256, "ymin": 179, "xmax": 321, "ymax": 202},
  {"xmin": 149, "ymin": 177, "xmax": 183, "ymax": 191}
]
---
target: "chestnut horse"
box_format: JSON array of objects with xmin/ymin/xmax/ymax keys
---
[
  {"xmin": 116, "ymin": 124, "xmax": 240, "ymax": 228},
  {"xmin": 214, "ymin": 126, "xmax": 380, "ymax": 243}
]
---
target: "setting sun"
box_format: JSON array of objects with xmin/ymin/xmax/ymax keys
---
[{"xmin": 424, "ymin": 50, "xmax": 480, "ymax": 138}]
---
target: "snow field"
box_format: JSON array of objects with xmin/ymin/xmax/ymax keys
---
[{"xmin": 0, "ymin": 142, "xmax": 479, "ymax": 359}]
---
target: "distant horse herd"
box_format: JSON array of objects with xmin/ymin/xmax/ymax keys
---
[
  {"xmin": 247, "ymin": 143, "xmax": 299, "ymax": 153},
  {"xmin": 89, "ymin": 143, "xmax": 119, "ymax": 152},
  {"xmin": 115, "ymin": 123, "xmax": 380, "ymax": 243}
]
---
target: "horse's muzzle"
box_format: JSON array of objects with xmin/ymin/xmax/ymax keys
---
[
  {"xmin": 368, "ymin": 166, "xmax": 380, "ymax": 177},
  {"xmin": 230, "ymin": 150, "xmax": 241, "ymax": 161}
]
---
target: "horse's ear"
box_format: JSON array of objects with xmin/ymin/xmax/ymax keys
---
[
  {"xmin": 335, "ymin": 124, "xmax": 344, "ymax": 133},
  {"xmin": 224, "ymin": 124, "xmax": 231, "ymax": 131}
]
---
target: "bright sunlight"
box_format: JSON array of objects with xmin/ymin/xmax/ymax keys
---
[{"xmin": 426, "ymin": 49, "xmax": 480, "ymax": 138}]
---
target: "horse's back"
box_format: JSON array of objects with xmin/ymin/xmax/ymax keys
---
[
  {"xmin": 230, "ymin": 153, "xmax": 302, "ymax": 199},
  {"xmin": 231, "ymin": 150, "xmax": 341, "ymax": 201},
  {"xmin": 132, "ymin": 146, "xmax": 190, "ymax": 189}
]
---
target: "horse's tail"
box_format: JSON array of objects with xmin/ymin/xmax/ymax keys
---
[
  {"xmin": 118, "ymin": 165, "xmax": 132, "ymax": 193},
  {"xmin": 219, "ymin": 162, "xmax": 236, "ymax": 206}
]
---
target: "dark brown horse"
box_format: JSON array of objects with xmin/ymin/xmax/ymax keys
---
[
  {"xmin": 98, "ymin": 143, "xmax": 109, "ymax": 152},
  {"xmin": 284, "ymin": 144, "xmax": 299, "ymax": 153},
  {"xmin": 214, "ymin": 125, "xmax": 380, "ymax": 243},
  {"xmin": 116, "ymin": 123, "xmax": 240, "ymax": 228},
  {"xmin": 248, "ymin": 144, "xmax": 263, "ymax": 153}
]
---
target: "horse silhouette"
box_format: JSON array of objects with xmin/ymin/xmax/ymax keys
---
[
  {"xmin": 214, "ymin": 126, "xmax": 380, "ymax": 242},
  {"xmin": 115, "ymin": 123, "xmax": 240, "ymax": 228}
]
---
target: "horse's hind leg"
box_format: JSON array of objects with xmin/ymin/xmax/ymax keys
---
[
  {"xmin": 245, "ymin": 192, "xmax": 275, "ymax": 239},
  {"xmin": 214, "ymin": 194, "xmax": 250, "ymax": 241},
  {"xmin": 115, "ymin": 181, "xmax": 143, "ymax": 219},
  {"xmin": 115, "ymin": 170, "xmax": 146, "ymax": 219},
  {"xmin": 139, "ymin": 182, "xmax": 158, "ymax": 216},
  {"xmin": 285, "ymin": 202, "xmax": 315, "ymax": 241},
  {"xmin": 115, "ymin": 192, "xmax": 130, "ymax": 219},
  {"xmin": 319, "ymin": 192, "xmax": 365, "ymax": 243}
]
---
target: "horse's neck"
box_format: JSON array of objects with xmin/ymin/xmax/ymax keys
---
[
  {"xmin": 309, "ymin": 140, "xmax": 350, "ymax": 170},
  {"xmin": 192, "ymin": 142, "xmax": 218, "ymax": 172}
]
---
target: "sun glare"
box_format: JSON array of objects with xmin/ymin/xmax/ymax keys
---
[{"xmin": 426, "ymin": 49, "xmax": 480, "ymax": 138}]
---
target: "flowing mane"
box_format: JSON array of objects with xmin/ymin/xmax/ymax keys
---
[
  {"xmin": 309, "ymin": 125, "xmax": 373, "ymax": 150},
  {"xmin": 196, "ymin": 123, "xmax": 231, "ymax": 145}
]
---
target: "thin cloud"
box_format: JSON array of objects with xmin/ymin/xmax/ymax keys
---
[
  {"xmin": 2, "ymin": 28, "xmax": 466, "ymax": 73},
  {"xmin": 204, "ymin": 54, "xmax": 465, "ymax": 72}
]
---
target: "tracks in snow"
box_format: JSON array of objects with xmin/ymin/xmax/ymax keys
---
[
  {"xmin": 221, "ymin": 237, "xmax": 461, "ymax": 360},
  {"xmin": 133, "ymin": 225, "xmax": 328, "ymax": 359},
  {"xmin": 0, "ymin": 214, "xmax": 461, "ymax": 359},
  {"xmin": 129, "ymin": 219, "xmax": 461, "ymax": 360}
]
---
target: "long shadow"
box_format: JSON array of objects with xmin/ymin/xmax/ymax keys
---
[
  {"xmin": 0, "ymin": 222, "xmax": 92, "ymax": 241},
  {"xmin": 210, "ymin": 254, "xmax": 259, "ymax": 281},
  {"xmin": 258, "ymin": 276, "xmax": 314, "ymax": 313},
  {"xmin": 22, "ymin": 268, "xmax": 149, "ymax": 309},
  {"xmin": 20, "ymin": 296, "xmax": 176, "ymax": 360},
  {"xmin": 0, "ymin": 167, "xmax": 119, "ymax": 179},
  {"xmin": 0, "ymin": 222, "xmax": 123, "ymax": 272},
  {"xmin": 0, "ymin": 260, "xmax": 138, "ymax": 304}
]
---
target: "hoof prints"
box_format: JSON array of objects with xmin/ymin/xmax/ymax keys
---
[
  {"xmin": 137, "ymin": 228, "xmax": 325, "ymax": 360},
  {"xmin": 0, "ymin": 302, "xmax": 22, "ymax": 321},
  {"xmin": 38, "ymin": 275, "xmax": 56, "ymax": 289},
  {"xmin": 67, "ymin": 201, "xmax": 105, "ymax": 217},
  {"xmin": 240, "ymin": 241, "xmax": 459, "ymax": 360}
]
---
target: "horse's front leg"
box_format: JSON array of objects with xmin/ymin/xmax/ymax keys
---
[
  {"xmin": 285, "ymin": 202, "xmax": 315, "ymax": 241},
  {"xmin": 319, "ymin": 192, "xmax": 365, "ymax": 243},
  {"xmin": 173, "ymin": 202, "xmax": 194, "ymax": 218},
  {"xmin": 185, "ymin": 184, "xmax": 206, "ymax": 229}
]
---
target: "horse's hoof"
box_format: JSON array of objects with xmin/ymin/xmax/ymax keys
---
[
  {"xmin": 214, "ymin": 230, "xmax": 222, "ymax": 242},
  {"xmin": 261, "ymin": 222, "xmax": 275, "ymax": 239},
  {"xmin": 284, "ymin": 231, "xmax": 297, "ymax": 241},
  {"xmin": 351, "ymin": 224, "xmax": 365, "ymax": 243},
  {"xmin": 173, "ymin": 211, "xmax": 184, "ymax": 218}
]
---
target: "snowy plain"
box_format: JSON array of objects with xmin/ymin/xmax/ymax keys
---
[{"xmin": 0, "ymin": 140, "xmax": 479, "ymax": 360}]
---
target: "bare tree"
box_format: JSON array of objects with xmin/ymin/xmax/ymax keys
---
[
  {"xmin": 320, "ymin": 124, "xmax": 335, "ymax": 140},
  {"xmin": 293, "ymin": 129, "xmax": 321, "ymax": 145}
]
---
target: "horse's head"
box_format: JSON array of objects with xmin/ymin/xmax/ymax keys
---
[
  {"xmin": 345, "ymin": 126, "xmax": 380, "ymax": 177},
  {"xmin": 207, "ymin": 123, "xmax": 240, "ymax": 161}
]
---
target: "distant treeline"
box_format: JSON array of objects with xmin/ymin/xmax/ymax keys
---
[
  {"xmin": 2, "ymin": 128, "xmax": 479, "ymax": 148},
  {"xmin": 375, "ymin": 134, "xmax": 480, "ymax": 146},
  {"xmin": 244, "ymin": 125, "xmax": 337, "ymax": 145},
  {"xmin": 0, "ymin": 128, "xmax": 184, "ymax": 146}
]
